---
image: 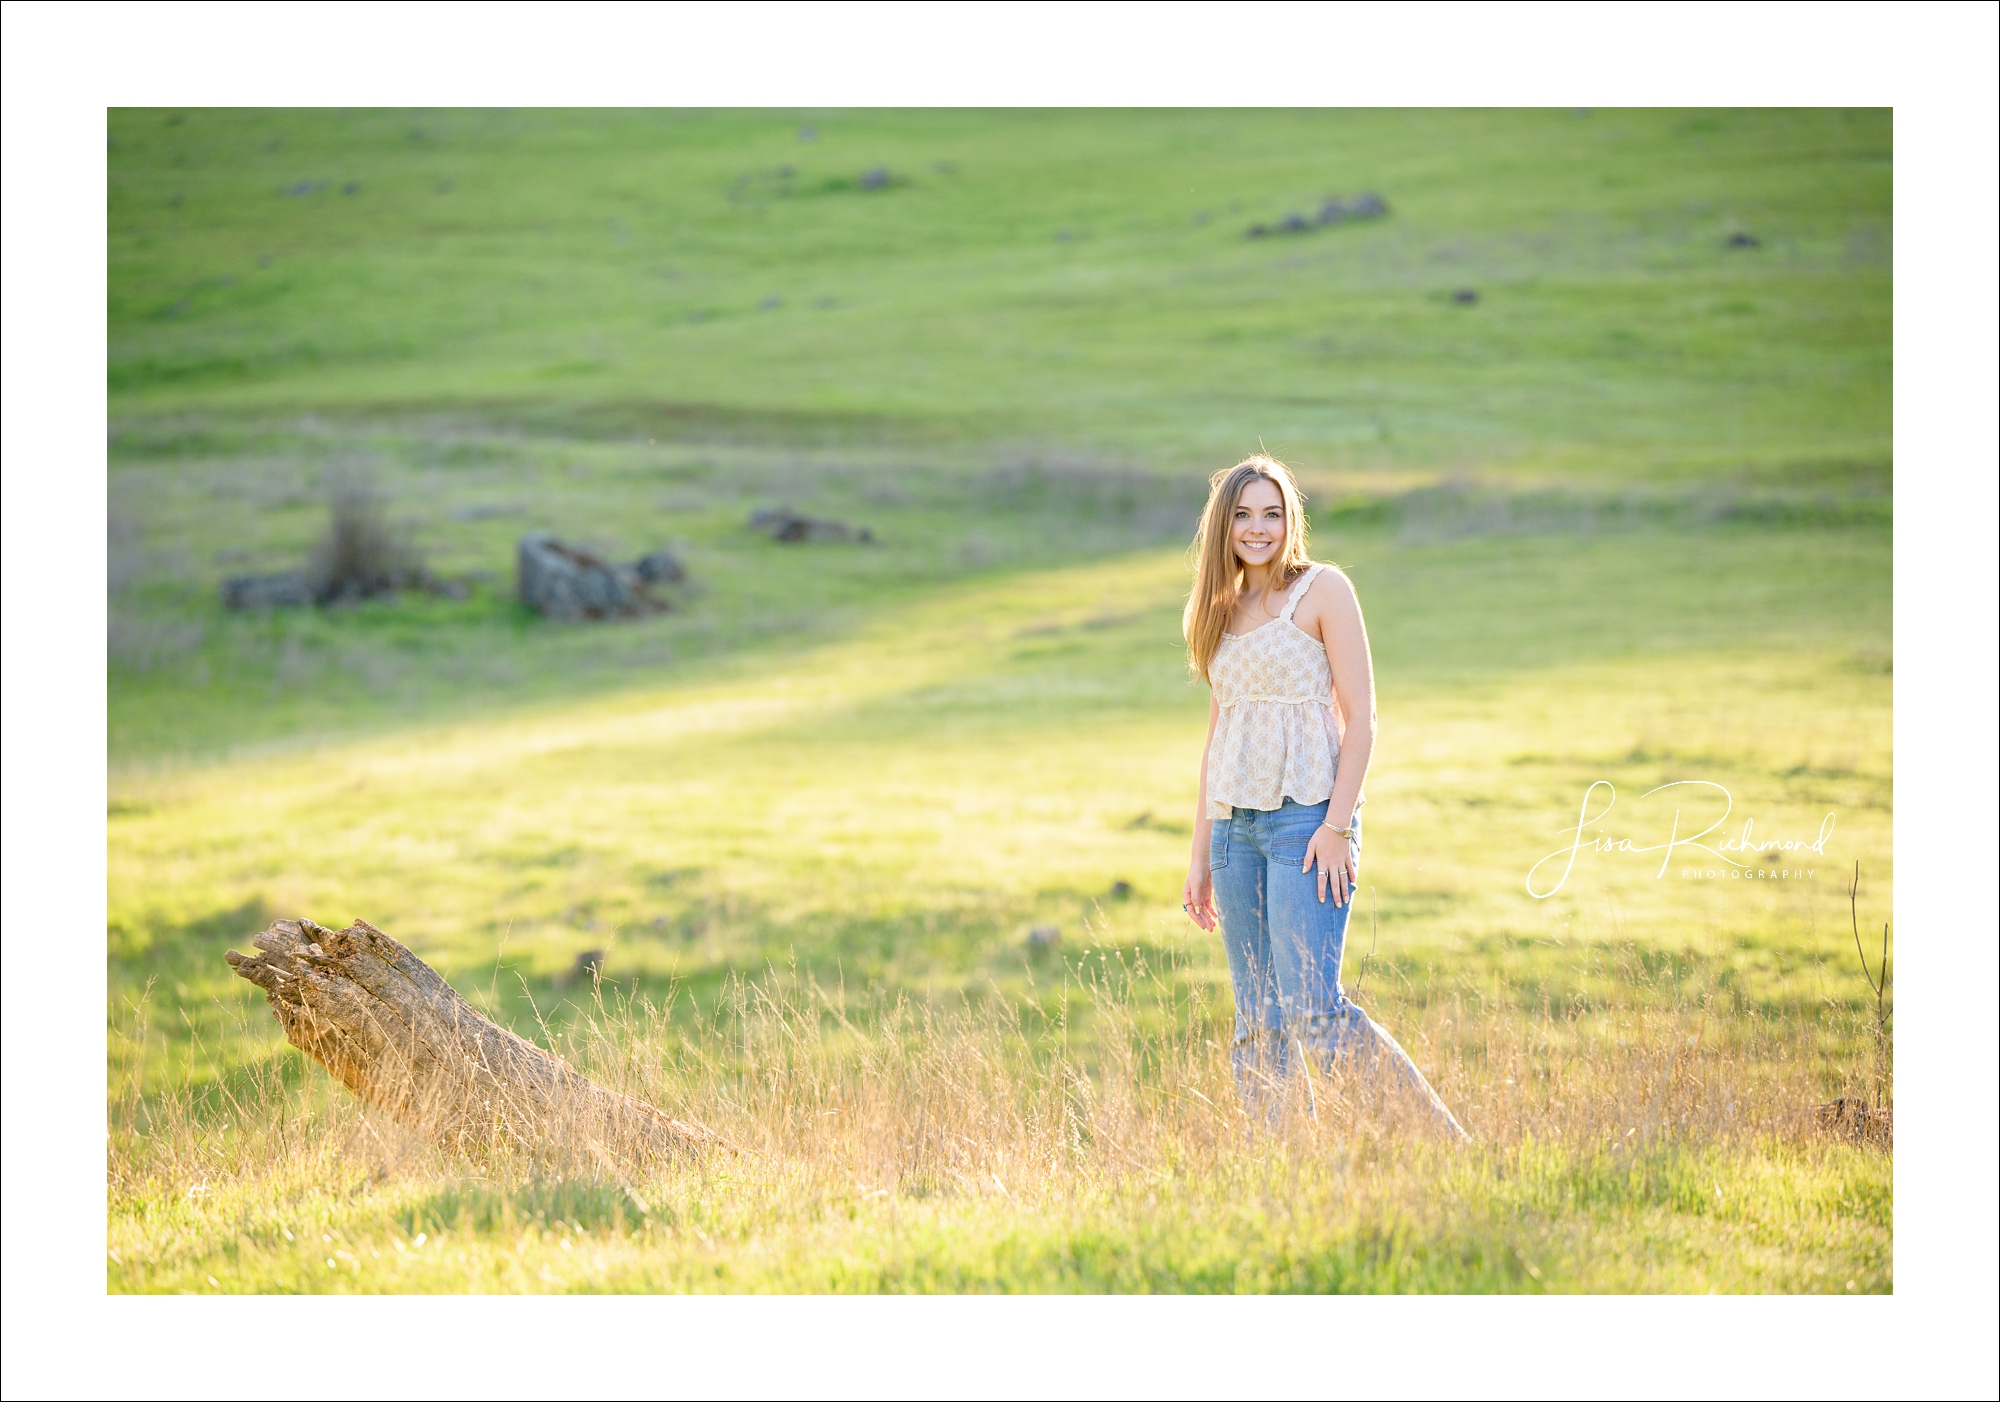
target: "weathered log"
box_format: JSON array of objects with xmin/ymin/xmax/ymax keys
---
[{"xmin": 227, "ymin": 917, "xmax": 719, "ymax": 1163}]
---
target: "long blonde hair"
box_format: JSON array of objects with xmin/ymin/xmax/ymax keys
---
[{"xmin": 1183, "ymin": 454, "xmax": 1315, "ymax": 681}]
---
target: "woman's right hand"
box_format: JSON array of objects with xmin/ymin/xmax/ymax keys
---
[{"xmin": 1182, "ymin": 863, "xmax": 1218, "ymax": 932}]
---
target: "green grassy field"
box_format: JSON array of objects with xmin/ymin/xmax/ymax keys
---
[{"xmin": 107, "ymin": 108, "xmax": 1892, "ymax": 1293}]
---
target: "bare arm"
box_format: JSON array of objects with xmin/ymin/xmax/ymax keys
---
[
  {"xmin": 1300, "ymin": 569, "xmax": 1376, "ymax": 906},
  {"xmin": 1182, "ymin": 691, "xmax": 1221, "ymax": 931},
  {"xmin": 1320, "ymin": 572, "xmax": 1375, "ymax": 830}
]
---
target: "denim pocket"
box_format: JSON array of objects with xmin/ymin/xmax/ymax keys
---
[
  {"xmin": 1208, "ymin": 819, "xmax": 1231, "ymax": 871},
  {"xmin": 1271, "ymin": 836, "xmax": 1312, "ymax": 866}
]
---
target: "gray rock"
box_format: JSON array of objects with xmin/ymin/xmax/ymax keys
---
[
  {"xmin": 748, "ymin": 507, "xmax": 872, "ymax": 544},
  {"xmin": 634, "ymin": 548, "xmax": 686, "ymax": 584},
  {"xmin": 858, "ymin": 166, "xmax": 890, "ymax": 190},
  {"xmin": 517, "ymin": 533, "xmax": 665, "ymax": 620},
  {"xmin": 1260, "ymin": 191, "xmax": 1386, "ymax": 236},
  {"xmin": 221, "ymin": 571, "xmax": 312, "ymax": 610},
  {"xmin": 1727, "ymin": 232, "xmax": 1760, "ymax": 248},
  {"xmin": 1452, "ymin": 288, "xmax": 1480, "ymax": 304},
  {"xmin": 1027, "ymin": 925, "xmax": 1061, "ymax": 949}
]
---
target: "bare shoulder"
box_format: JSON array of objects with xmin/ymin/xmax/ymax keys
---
[
  {"xmin": 1302, "ymin": 562, "xmax": 1360, "ymax": 611},
  {"xmin": 1293, "ymin": 563, "xmax": 1363, "ymax": 643}
]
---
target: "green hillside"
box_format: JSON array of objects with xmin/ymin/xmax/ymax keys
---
[
  {"xmin": 111, "ymin": 107, "xmax": 1889, "ymax": 470},
  {"xmin": 107, "ymin": 109, "xmax": 1893, "ymax": 1295}
]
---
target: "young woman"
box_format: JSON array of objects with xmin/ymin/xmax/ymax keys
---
[{"xmin": 1181, "ymin": 454, "xmax": 1469, "ymax": 1139}]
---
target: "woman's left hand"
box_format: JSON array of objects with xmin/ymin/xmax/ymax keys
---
[{"xmin": 1303, "ymin": 825, "xmax": 1356, "ymax": 906}]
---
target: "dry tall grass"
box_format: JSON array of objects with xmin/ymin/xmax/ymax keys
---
[{"xmin": 108, "ymin": 940, "xmax": 1891, "ymax": 1293}]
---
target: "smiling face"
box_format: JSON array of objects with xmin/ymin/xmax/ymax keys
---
[{"xmin": 1230, "ymin": 476, "xmax": 1287, "ymax": 570}]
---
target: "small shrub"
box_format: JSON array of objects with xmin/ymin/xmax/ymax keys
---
[{"xmin": 308, "ymin": 480, "xmax": 425, "ymax": 605}]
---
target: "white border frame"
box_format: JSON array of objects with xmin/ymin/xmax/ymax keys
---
[{"xmin": 5, "ymin": 3, "xmax": 1994, "ymax": 1398}]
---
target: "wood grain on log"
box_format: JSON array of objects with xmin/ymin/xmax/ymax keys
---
[{"xmin": 227, "ymin": 917, "xmax": 718, "ymax": 1162}]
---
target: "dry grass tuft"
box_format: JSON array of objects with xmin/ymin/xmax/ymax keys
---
[{"xmin": 108, "ymin": 939, "xmax": 1891, "ymax": 1292}]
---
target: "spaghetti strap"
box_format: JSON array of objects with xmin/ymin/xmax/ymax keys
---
[{"xmin": 1279, "ymin": 564, "xmax": 1324, "ymax": 622}]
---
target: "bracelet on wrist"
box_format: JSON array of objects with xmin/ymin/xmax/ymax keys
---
[{"xmin": 1320, "ymin": 821, "xmax": 1354, "ymax": 839}]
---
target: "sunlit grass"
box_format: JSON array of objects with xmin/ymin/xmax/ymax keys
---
[
  {"xmin": 107, "ymin": 515, "xmax": 1891, "ymax": 1292},
  {"xmin": 105, "ymin": 106, "xmax": 1892, "ymax": 1292}
]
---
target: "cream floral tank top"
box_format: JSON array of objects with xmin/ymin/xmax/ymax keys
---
[{"xmin": 1205, "ymin": 564, "xmax": 1355, "ymax": 819}]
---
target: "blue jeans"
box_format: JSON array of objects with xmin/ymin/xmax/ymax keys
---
[{"xmin": 1210, "ymin": 799, "xmax": 1468, "ymax": 1138}]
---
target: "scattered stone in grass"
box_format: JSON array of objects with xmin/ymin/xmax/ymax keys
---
[
  {"xmin": 573, "ymin": 948, "xmax": 606, "ymax": 980},
  {"xmin": 1109, "ymin": 881, "xmax": 1133, "ymax": 900},
  {"xmin": 858, "ymin": 166, "xmax": 890, "ymax": 190},
  {"xmin": 797, "ymin": 125, "xmax": 818, "ymax": 143},
  {"xmin": 633, "ymin": 547, "xmax": 687, "ymax": 584},
  {"xmin": 1028, "ymin": 925, "xmax": 1062, "ymax": 949},
  {"xmin": 342, "ymin": 180, "xmax": 359, "ymax": 195},
  {"xmin": 221, "ymin": 570, "xmax": 313, "ymax": 610},
  {"xmin": 1452, "ymin": 288, "xmax": 1480, "ymax": 304},
  {"xmin": 748, "ymin": 507, "xmax": 873, "ymax": 544},
  {"xmin": 517, "ymin": 532, "xmax": 671, "ymax": 621},
  {"xmin": 1727, "ymin": 231, "xmax": 1761, "ymax": 248},
  {"xmin": 222, "ymin": 487, "xmax": 476, "ymax": 610},
  {"xmin": 1249, "ymin": 191, "xmax": 1388, "ymax": 238}
]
